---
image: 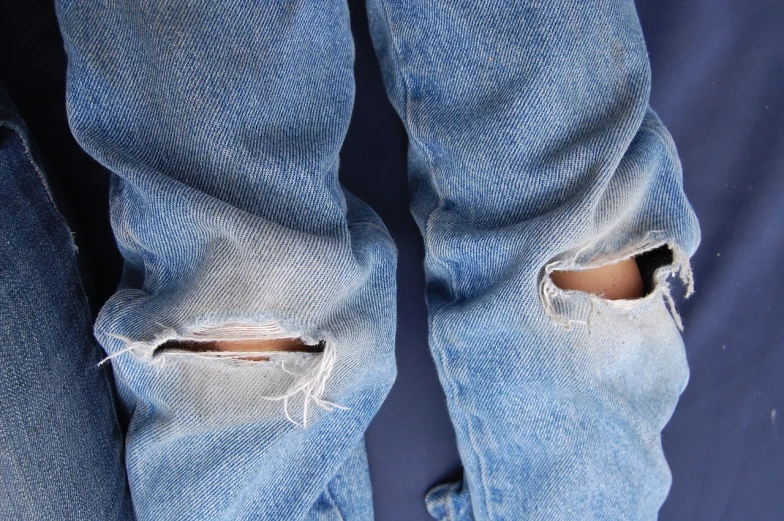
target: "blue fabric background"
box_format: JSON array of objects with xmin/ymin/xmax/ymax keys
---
[{"xmin": 1, "ymin": 1, "xmax": 781, "ymax": 519}]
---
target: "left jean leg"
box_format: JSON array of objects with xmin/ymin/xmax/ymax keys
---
[{"xmin": 55, "ymin": 1, "xmax": 397, "ymax": 519}]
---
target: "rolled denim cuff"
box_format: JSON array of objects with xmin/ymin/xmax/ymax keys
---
[{"xmin": 425, "ymin": 482, "xmax": 472, "ymax": 521}]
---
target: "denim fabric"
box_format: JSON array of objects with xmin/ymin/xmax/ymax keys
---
[
  {"xmin": 54, "ymin": 1, "xmax": 698, "ymax": 520},
  {"xmin": 0, "ymin": 86, "xmax": 134, "ymax": 521},
  {"xmin": 367, "ymin": 2, "xmax": 699, "ymax": 519},
  {"xmin": 56, "ymin": 1, "xmax": 395, "ymax": 520}
]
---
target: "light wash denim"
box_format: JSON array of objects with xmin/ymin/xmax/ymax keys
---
[{"xmin": 54, "ymin": 1, "xmax": 699, "ymax": 520}]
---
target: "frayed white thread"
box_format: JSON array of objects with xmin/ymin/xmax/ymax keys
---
[
  {"xmin": 99, "ymin": 323, "xmax": 180, "ymax": 366},
  {"xmin": 586, "ymin": 297, "xmax": 595, "ymax": 334},
  {"xmin": 184, "ymin": 322, "xmax": 318, "ymax": 345},
  {"xmin": 99, "ymin": 322, "xmax": 346, "ymax": 427},
  {"xmin": 97, "ymin": 336, "xmax": 139, "ymax": 366},
  {"xmin": 660, "ymin": 279, "xmax": 684, "ymax": 331},
  {"xmin": 672, "ymin": 247, "xmax": 695, "ymax": 298},
  {"xmin": 540, "ymin": 236, "xmax": 694, "ymax": 332},
  {"xmin": 642, "ymin": 246, "xmax": 694, "ymax": 331},
  {"xmin": 260, "ymin": 339, "xmax": 347, "ymax": 428},
  {"xmin": 99, "ymin": 335, "xmax": 156, "ymax": 366},
  {"xmin": 540, "ymin": 260, "xmax": 588, "ymax": 330}
]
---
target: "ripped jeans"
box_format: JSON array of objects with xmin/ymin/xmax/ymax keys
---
[{"xmin": 48, "ymin": 0, "xmax": 700, "ymax": 519}]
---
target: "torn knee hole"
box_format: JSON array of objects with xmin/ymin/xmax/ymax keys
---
[
  {"xmin": 550, "ymin": 245, "xmax": 672, "ymax": 300},
  {"xmin": 159, "ymin": 338, "xmax": 325, "ymax": 361},
  {"xmin": 103, "ymin": 323, "xmax": 341, "ymax": 427},
  {"xmin": 542, "ymin": 243, "xmax": 692, "ymax": 331}
]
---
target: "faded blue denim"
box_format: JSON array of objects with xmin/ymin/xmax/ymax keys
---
[{"xmin": 53, "ymin": 0, "xmax": 700, "ymax": 520}]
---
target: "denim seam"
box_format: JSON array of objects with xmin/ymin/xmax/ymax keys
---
[
  {"xmin": 2, "ymin": 121, "xmax": 96, "ymax": 361},
  {"xmin": 465, "ymin": 412, "xmax": 494, "ymax": 520},
  {"xmin": 1, "ymin": 121, "xmax": 60, "ymax": 219}
]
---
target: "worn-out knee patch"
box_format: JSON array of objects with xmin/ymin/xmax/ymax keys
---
[
  {"xmin": 101, "ymin": 321, "xmax": 344, "ymax": 427},
  {"xmin": 540, "ymin": 237, "xmax": 694, "ymax": 331}
]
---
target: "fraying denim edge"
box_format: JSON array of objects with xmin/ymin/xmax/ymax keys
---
[
  {"xmin": 540, "ymin": 232, "xmax": 694, "ymax": 332},
  {"xmin": 99, "ymin": 321, "xmax": 346, "ymax": 428},
  {"xmin": 260, "ymin": 339, "xmax": 348, "ymax": 428}
]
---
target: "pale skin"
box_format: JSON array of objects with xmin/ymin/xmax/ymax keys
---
[
  {"xmin": 187, "ymin": 257, "xmax": 644, "ymax": 354},
  {"xmin": 549, "ymin": 257, "xmax": 644, "ymax": 300}
]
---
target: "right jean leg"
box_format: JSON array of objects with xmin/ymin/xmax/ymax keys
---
[
  {"xmin": 367, "ymin": 1, "xmax": 700, "ymax": 519},
  {"xmin": 55, "ymin": 2, "xmax": 396, "ymax": 520}
]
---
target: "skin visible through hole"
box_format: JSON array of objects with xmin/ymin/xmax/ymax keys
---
[
  {"xmin": 207, "ymin": 338, "xmax": 309, "ymax": 352},
  {"xmin": 169, "ymin": 338, "xmax": 311, "ymax": 361},
  {"xmin": 550, "ymin": 257, "xmax": 644, "ymax": 300}
]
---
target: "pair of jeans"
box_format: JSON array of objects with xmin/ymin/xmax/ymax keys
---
[{"xmin": 14, "ymin": 0, "xmax": 701, "ymax": 519}]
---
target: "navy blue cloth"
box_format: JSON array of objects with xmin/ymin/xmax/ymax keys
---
[
  {"xmin": 637, "ymin": 2, "xmax": 784, "ymax": 519},
  {"xmin": 0, "ymin": 1, "xmax": 781, "ymax": 520}
]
